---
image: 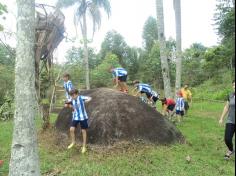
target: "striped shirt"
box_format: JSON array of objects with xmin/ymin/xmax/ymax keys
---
[
  {"xmin": 137, "ymin": 83, "xmax": 152, "ymax": 94},
  {"xmin": 72, "ymin": 96, "xmax": 90, "ymax": 121},
  {"xmin": 175, "ymin": 97, "xmax": 185, "ymax": 111},
  {"xmin": 151, "ymin": 90, "xmax": 159, "ymax": 98},
  {"xmin": 112, "ymin": 68, "xmax": 128, "ymax": 77},
  {"xmin": 64, "ymin": 80, "xmax": 74, "ymax": 101}
]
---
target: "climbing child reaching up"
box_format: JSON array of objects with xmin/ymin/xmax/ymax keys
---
[
  {"xmin": 67, "ymin": 89, "xmax": 92, "ymax": 154},
  {"xmin": 132, "ymin": 81, "xmax": 153, "ymax": 104}
]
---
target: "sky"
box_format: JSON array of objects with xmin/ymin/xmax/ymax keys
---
[{"xmin": 1, "ymin": 0, "xmax": 219, "ymax": 63}]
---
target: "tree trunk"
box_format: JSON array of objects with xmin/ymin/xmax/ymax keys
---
[
  {"xmin": 42, "ymin": 103, "xmax": 50, "ymax": 129},
  {"xmin": 82, "ymin": 14, "xmax": 90, "ymax": 90},
  {"xmin": 9, "ymin": 0, "xmax": 40, "ymax": 175},
  {"xmin": 174, "ymin": 0, "xmax": 182, "ymax": 94},
  {"xmin": 156, "ymin": 0, "xmax": 172, "ymax": 98}
]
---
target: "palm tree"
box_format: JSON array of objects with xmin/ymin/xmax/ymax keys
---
[
  {"xmin": 156, "ymin": 0, "xmax": 172, "ymax": 98},
  {"xmin": 174, "ymin": 0, "xmax": 182, "ymax": 94},
  {"xmin": 57, "ymin": 0, "xmax": 111, "ymax": 90},
  {"xmin": 9, "ymin": 0, "xmax": 40, "ymax": 175}
]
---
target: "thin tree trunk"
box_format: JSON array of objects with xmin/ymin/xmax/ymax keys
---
[
  {"xmin": 174, "ymin": 0, "xmax": 182, "ymax": 94},
  {"xmin": 9, "ymin": 0, "xmax": 40, "ymax": 175},
  {"xmin": 156, "ymin": 0, "xmax": 172, "ymax": 98},
  {"xmin": 82, "ymin": 14, "xmax": 90, "ymax": 90}
]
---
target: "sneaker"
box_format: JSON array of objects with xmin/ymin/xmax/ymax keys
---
[
  {"xmin": 224, "ymin": 150, "xmax": 234, "ymax": 160},
  {"xmin": 67, "ymin": 143, "xmax": 75, "ymax": 149},
  {"xmin": 81, "ymin": 146, "xmax": 87, "ymax": 154}
]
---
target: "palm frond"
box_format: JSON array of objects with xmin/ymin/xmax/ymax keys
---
[
  {"xmin": 92, "ymin": 0, "xmax": 111, "ymax": 17},
  {"xmin": 88, "ymin": 4, "xmax": 102, "ymax": 37},
  {"xmin": 56, "ymin": 0, "xmax": 78, "ymax": 8}
]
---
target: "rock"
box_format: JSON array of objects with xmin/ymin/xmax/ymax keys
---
[{"xmin": 55, "ymin": 88, "xmax": 184, "ymax": 145}]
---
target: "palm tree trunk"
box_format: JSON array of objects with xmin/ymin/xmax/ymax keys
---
[
  {"xmin": 9, "ymin": 0, "xmax": 40, "ymax": 175},
  {"xmin": 82, "ymin": 14, "xmax": 90, "ymax": 90},
  {"xmin": 156, "ymin": 0, "xmax": 172, "ymax": 98},
  {"xmin": 174, "ymin": 0, "xmax": 182, "ymax": 94}
]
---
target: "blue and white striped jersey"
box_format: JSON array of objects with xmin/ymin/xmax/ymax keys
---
[
  {"xmin": 72, "ymin": 96, "xmax": 90, "ymax": 121},
  {"xmin": 137, "ymin": 83, "xmax": 152, "ymax": 94},
  {"xmin": 151, "ymin": 90, "xmax": 159, "ymax": 98},
  {"xmin": 175, "ymin": 97, "xmax": 185, "ymax": 111},
  {"xmin": 64, "ymin": 80, "xmax": 74, "ymax": 101},
  {"xmin": 112, "ymin": 68, "xmax": 128, "ymax": 77}
]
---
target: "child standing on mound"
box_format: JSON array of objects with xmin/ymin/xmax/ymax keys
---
[{"xmin": 67, "ymin": 89, "xmax": 92, "ymax": 154}]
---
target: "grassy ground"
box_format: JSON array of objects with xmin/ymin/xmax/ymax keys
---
[{"xmin": 0, "ymin": 101, "xmax": 235, "ymax": 176}]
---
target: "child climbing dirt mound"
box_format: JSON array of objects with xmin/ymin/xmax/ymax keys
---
[{"xmin": 55, "ymin": 88, "xmax": 184, "ymax": 145}]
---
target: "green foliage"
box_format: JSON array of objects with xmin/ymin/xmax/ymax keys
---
[
  {"xmin": 214, "ymin": 0, "xmax": 235, "ymax": 69},
  {"xmin": 91, "ymin": 53, "xmax": 120, "ymax": 88},
  {"xmin": 0, "ymin": 3, "xmax": 7, "ymax": 31},
  {"xmin": 40, "ymin": 69, "xmax": 52, "ymax": 99},
  {"xmin": 100, "ymin": 30, "xmax": 130, "ymax": 66},
  {"xmin": 193, "ymin": 71, "xmax": 233, "ymax": 101},
  {"xmin": 0, "ymin": 92, "xmax": 14, "ymax": 121},
  {"xmin": 138, "ymin": 44, "xmax": 162, "ymax": 87},
  {"xmin": 57, "ymin": 0, "xmax": 111, "ymax": 35},
  {"xmin": 0, "ymin": 43, "xmax": 15, "ymax": 66},
  {"xmin": 203, "ymin": 45, "xmax": 233, "ymax": 83},
  {"xmin": 215, "ymin": 0, "xmax": 235, "ymax": 43},
  {"xmin": 66, "ymin": 46, "xmax": 99, "ymax": 69},
  {"xmin": 182, "ymin": 43, "xmax": 207, "ymax": 86},
  {"xmin": 142, "ymin": 16, "xmax": 158, "ymax": 51}
]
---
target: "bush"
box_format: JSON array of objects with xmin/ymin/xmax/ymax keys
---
[{"xmin": 91, "ymin": 53, "xmax": 121, "ymax": 88}]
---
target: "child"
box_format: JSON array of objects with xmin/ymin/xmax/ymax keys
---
[
  {"xmin": 160, "ymin": 98, "xmax": 176, "ymax": 117},
  {"xmin": 110, "ymin": 67, "xmax": 128, "ymax": 93},
  {"xmin": 133, "ymin": 81, "xmax": 154, "ymax": 104},
  {"xmin": 67, "ymin": 89, "xmax": 92, "ymax": 154},
  {"xmin": 63, "ymin": 73, "xmax": 74, "ymax": 107},
  {"xmin": 175, "ymin": 91, "xmax": 185, "ymax": 122}
]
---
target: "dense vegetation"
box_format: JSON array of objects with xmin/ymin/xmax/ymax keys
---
[{"xmin": 0, "ymin": 0, "xmax": 235, "ymax": 117}]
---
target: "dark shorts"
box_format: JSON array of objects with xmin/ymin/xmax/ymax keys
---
[
  {"xmin": 167, "ymin": 104, "xmax": 175, "ymax": 111},
  {"xmin": 140, "ymin": 91, "xmax": 152, "ymax": 99},
  {"xmin": 118, "ymin": 75, "xmax": 128, "ymax": 82},
  {"xmin": 184, "ymin": 101, "xmax": 189, "ymax": 111},
  {"xmin": 71, "ymin": 120, "xmax": 88, "ymax": 129},
  {"xmin": 176, "ymin": 110, "xmax": 184, "ymax": 116},
  {"xmin": 152, "ymin": 96, "xmax": 159, "ymax": 103}
]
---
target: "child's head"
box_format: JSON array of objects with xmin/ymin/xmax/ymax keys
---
[
  {"xmin": 69, "ymin": 89, "xmax": 79, "ymax": 100},
  {"xmin": 184, "ymin": 85, "xmax": 189, "ymax": 90},
  {"xmin": 177, "ymin": 91, "xmax": 183, "ymax": 97},
  {"xmin": 63, "ymin": 73, "xmax": 70, "ymax": 82},
  {"xmin": 133, "ymin": 80, "xmax": 140, "ymax": 86},
  {"xmin": 160, "ymin": 98, "xmax": 167, "ymax": 105}
]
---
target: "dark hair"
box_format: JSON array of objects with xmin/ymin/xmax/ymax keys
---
[
  {"xmin": 160, "ymin": 98, "xmax": 167, "ymax": 105},
  {"xmin": 69, "ymin": 89, "xmax": 79, "ymax": 96},
  {"xmin": 63, "ymin": 73, "xmax": 70, "ymax": 79},
  {"xmin": 133, "ymin": 80, "xmax": 140, "ymax": 85},
  {"xmin": 233, "ymin": 80, "xmax": 235, "ymax": 84}
]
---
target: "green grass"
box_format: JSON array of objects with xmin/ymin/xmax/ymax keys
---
[{"xmin": 0, "ymin": 102, "xmax": 235, "ymax": 176}]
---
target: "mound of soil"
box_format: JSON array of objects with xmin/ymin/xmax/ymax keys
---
[{"xmin": 55, "ymin": 88, "xmax": 184, "ymax": 145}]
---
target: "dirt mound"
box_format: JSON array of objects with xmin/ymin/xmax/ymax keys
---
[{"xmin": 55, "ymin": 88, "xmax": 184, "ymax": 145}]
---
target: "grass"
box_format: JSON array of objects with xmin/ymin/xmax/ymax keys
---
[{"xmin": 0, "ymin": 101, "xmax": 235, "ymax": 176}]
